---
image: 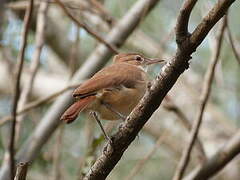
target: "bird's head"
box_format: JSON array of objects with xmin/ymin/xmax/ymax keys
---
[{"xmin": 113, "ymin": 53, "xmax": 164, "ymax": 69}]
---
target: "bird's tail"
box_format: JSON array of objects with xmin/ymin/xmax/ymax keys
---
[{"xmin": 60, "ymin": 96, "xmax": 95, "ymax": 124}]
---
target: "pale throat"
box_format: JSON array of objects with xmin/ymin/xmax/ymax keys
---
[{"xmin": 138, "ymin": 65, "xmax": 148, "ymax": 72}]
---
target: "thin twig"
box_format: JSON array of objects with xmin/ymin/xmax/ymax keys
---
[
  {"xmin": 52, "ymin": 125, "xmax": 64, "ymax": 180},
  {"xmin": 89, "ymin": 0, "xmax": 115, "ymax": 25},
  {"xmin": 163, "ymin": 99, "xmax": 206, "ymax": 162},
  {"xmin": 8, "ymin": 0, "xmax": 34, "ymax": 179},
  {"xmin": 54, "ymin": 0, "xmax": 119, "ymax": 54},
  {"xmin": 225, "ymin": 16, "xmax": 240, "ymax": 65},
  {"xmin": 0, "ymin": 83, "xmax": 81, "ymax": 127},
  {"xmin": 172, "ymin": 16, "xmax": 227, "ymax": 180},
  {"xmin": 16, "ymin": 0, "xmax": 49, "ymax": 144},
  {"xmin": 14, "ymin": 162, "xmax": 28, "ymax": 180},
  {"xmin": 6, "ymin": 0, "xmax": 86, "ymax": 11},
  {"xmin": 68, "ymin": 27, "xmax": 80, "ymax": 77},
  {"xmin": 124, "ymin": 130, "xmax": 167, "ymax": 180},
  {"xmin": 143, "ymin": 122, "xmax": 182, "ymax": 158}
]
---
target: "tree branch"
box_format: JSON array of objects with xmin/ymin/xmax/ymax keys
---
[
  {"xmin": 184, "ymin": 130, "xmax": 240, "ymax": 180},
  {"xmin": 225, "ymin": 16, "xmax": 240, "ymax": 65},
  {"xmin": 14, "ymin": 162, "xmax": 28, "ymax": 180},
  {"xmin": 8, "ymin": 0, "xmax": 34, "ymax": 179},
  {"xmin": 175, "ymin": 0, "xmax": 198, "ymax": 45},
  {"xmin": 16, "ymin": 0, "xmax": 48, "ymax": 145},
  {"xmin": 83, "ymin": 1, "xmax": 236, "ymax": 179},
  {"xmin": 190, "ymin": 0, "xmax": 233, "ymax": 50},
  {"xmin": 0, "ymin": 83, "xmax": 81, "ymax": 127},
  {"xmin": 163, "ymin": 99, "xmax": 206, "ymax": 162},
  {"xmin": 172, "ymin": 16, "xmax": 227, "ymax": 180}
]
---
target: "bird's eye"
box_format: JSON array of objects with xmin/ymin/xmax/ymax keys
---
[{"xmin": 136, "ymin": 56, "xmax": 142, "ymax": 61}]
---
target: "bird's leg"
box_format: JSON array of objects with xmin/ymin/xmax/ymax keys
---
[
  {"xmin": 102, "ymin": 102, "xmax": 126, "ymax": 121},
  {"xmin": 90, "ymin": 111, "xmax": 113, "ymax": 144}
]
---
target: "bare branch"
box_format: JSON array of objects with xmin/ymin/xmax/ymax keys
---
[
  {"xmin": 14, "ymin": 162, "xmax": 28, "ymax": 180},
  {"xmin": 175, "ymin": 0, "xmax": 198, "ymax": 45},
  {"xmin": 184, "ymin": 130, "xmax": 240, "ymax": 180},
  {"xmin": 83, "ymin": 1, "xmax": 236, "ymax": 179},
  {"xmin": 6, "ymin": 0, "xmax": 88, "ymax": 11},
  {"xmin": 226, "ymin": 16, "xmax": 240, "ymax": 65},
  {"xmin": 68, "ymin": 27, "xmax": 80, "ymax": 76},
  {"xmin": 8, "ymin": 0, "xmax": 34, "ymax": 179},
  {"xmin": 54, "ymin": 0, "xmax": 119, "ymax": 54},
  {"xmin": 5, "ymin": 0, "xmax": 109, "ymax": 63},
  {"xmin": 190, "ymin": 0, "xmax": 233, "ymax": 50},
  {"xmin": 0, "ymin": 83, "xmax": 81, "ymax": 127},
  {"xmin": 16, "ymin": 0, "xmax": 49, "ymax": 145},
  {"xmin": 88, "ymin": 0, "xmax": 114, "ymax": 25},
  {"xmin": 163, "ymin": 99, "xmax": 206, "ymax": 162},
  {"xmin": 52, "ymin": 125, "xmax": 64, "ymax": 180},
  {"xmin": 18, "ymin": 1, "xmax": 48, "ymax": 112},
  {"xmin": 172, "ymin": 17, "xmax": 227, "ymax": 180}
]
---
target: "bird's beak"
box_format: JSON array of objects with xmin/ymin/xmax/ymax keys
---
[{"xmin": 144, "ymin": 58, "xmax": 165, "ymax": 65}]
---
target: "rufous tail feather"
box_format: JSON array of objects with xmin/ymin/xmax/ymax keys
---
[{"xmin": 60, "ymin": 96, "xmax": 95, "ymax": 124}]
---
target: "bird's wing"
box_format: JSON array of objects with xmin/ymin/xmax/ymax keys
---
[{"xmin": 73, "ymin": 63, "xmax": 146, "ymax": 97}]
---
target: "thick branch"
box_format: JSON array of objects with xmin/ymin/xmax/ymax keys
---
[
  {"xmin": 175, "ymin": 0, "xmax": 198, "ymax": 45},
  {"xmin": 184, "ymin": 130, "xmax": 240, "ymax": 180},
  {"xmin": 14, "ymin": 162, "xmax": 28, "ymax": 180},
  {"xmin": 84, "ymin": 0, "xmax": 236, "ymax": 179},
  {"xmin": 190, "ymin": 0, "xmax": 233, "ymax": 50}
]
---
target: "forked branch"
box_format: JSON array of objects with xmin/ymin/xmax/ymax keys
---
[{"xmin": 84, "ymin": 0, "xmax": 236, "ymax": 179}]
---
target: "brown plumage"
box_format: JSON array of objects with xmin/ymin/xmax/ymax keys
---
[{"xmin": 61, "ymin": 53, "xmax": 164, "ymax": 123}]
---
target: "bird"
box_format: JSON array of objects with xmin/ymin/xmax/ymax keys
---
[
  {"xmin": 60, "ymin": 53, "xmax": 164, "ymax": 141},
  {"xmin": 60, "ymin": 53, "xmax": 164, "ymax": 127}
]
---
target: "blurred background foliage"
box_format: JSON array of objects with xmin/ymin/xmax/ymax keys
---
[{"xmin": 0, "ymin": 0, "xmax": 240, "ymax": 179}]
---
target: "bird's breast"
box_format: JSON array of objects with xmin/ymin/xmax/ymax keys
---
[{"xmin": 87, "ymin": 82, "xmax": 147, "ymax": 120}]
